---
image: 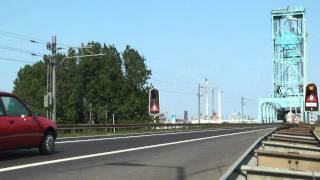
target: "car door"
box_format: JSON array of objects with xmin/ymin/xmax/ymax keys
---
[
  {"xmin": 0, "ymin": 100, "xmax": 13, "ymax": 150},
  {"xmin": 1, "ymin": 95, "xmax": 42, "ymax": 148}
]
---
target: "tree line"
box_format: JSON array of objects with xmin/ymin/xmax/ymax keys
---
[{"xmin": 13, "ymin": 42, "xmax": 152, "ymax": 124}]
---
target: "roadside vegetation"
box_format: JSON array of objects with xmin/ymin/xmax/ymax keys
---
[{"xmin": 13, "ymin": 42, "xmax": 152, "ymax": 124}]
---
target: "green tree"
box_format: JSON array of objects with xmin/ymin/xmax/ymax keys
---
[
  {"xmin": 12, "ymin": 42, "xmax": 152, "ymax": 124},
  {"xmin": 13, "ymin": 61, "xmax": 46, "ymax": 115},
  {"xmin": 121, "ymin": 45, "xmax": 152, "ymax": 123}
]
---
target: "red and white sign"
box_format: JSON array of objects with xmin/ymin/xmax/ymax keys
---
[
  {"xmin": 307, "ymin": 95, "xmax": 317, "ymax": 102},
  {"xmin": 306, "ymin": 94, "xmax": 318, "ymax": 108},
  {"xmin": 306, "ymin": 102, "xmax": 317, "ymax": 107},
  {"xmin": 151, "ymin": 104, "xmax": 159, "ymax": 112},
  {"xmin": 305, "ymin": 83, "xmax": 319, "ymax": 111}
]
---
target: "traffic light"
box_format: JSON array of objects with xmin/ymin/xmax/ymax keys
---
[
  {"xmin": 149, "ymin": 88, "xmax": 160, "ymax": 114},
  {"xmin": 305, "ymin": 83, "xmax": 319, "ymax": 112}
]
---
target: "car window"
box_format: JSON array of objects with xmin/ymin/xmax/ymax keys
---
[
  {"xmin": 1, "ymin": 96, "xmax": 30, "ymax": 117},
  {"xmin": 0, "ymin": 103, "xmax": 4, "ymax": 116}
]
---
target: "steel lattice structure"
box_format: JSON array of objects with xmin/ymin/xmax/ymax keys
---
[{"xmin": 259, "ymin": 7, "xmax": 307, "ymax": 123}]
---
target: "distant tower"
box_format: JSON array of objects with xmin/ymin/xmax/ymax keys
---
[
  {"xmin": 205, "ymin": 78, "xmax": 209, "ymax": 118},
  {"xmin": 212, "ymin": 89, "xmax": 215, "ymax": 119},
  {"xmin": 184, "ymin": 110, "xmax": 188, "ymax": 123},
  {"xmin": 259, "ymin": 7, "xmax": 307, "ymax": 123},
  {"xmin": 217, "ymin": 89, "xmax": 222, "ymax": 119}
]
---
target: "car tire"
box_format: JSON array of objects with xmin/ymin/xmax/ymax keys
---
[{"xmin": 39, "ymin": 131, "xmax": 55, "ymax": 155}]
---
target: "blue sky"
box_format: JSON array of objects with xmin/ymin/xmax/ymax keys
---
[{"xmin": 0, "ymin": 0, "xmax": 319, "ymax": 119}]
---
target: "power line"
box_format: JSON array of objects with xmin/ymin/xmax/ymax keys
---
[
  {"xmin": 0, "ymin": 30, "xmax": 48, "ymax": 45},
  {"xmin": 0, "ymin": 57, "xmax": 35, "ymax": 64},
  {"xmin": 0, "ymin": 43, "xmax": 45, "ymax": 56},
  {"xmin": 221, "ymin": 91, "xmax": 257, "ymax": 102},
  {"xmin": 0, "ymin": 29, "xmax": 75, "ymax": 48},
  {"xmin": 222, "ymin": 99, "xmax": 242, "ymax": 104},
  {"xmin": 152, "ymin": 74, "xmax": 256, "ymax": 104},
  {"xmin": 153, "ymin": 71, "xmax": 220, "ymax": 90},
  {"xmin": 160, "ymin": 89, "xmax": 196, "ymax": 95},
  {"xmin": 152, "ymin": 70, "xmax": 200, "ymax": 85},
  {"xmin": 151, "ymin": 78, "xmax": 196, "ymax": 90}
]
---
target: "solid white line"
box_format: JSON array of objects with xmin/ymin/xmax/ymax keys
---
[
  {"xmin": 56, "ymin": 127, "xmax": 248, "ymax": 144},
  {"xmin": 0, "ymin": 128, "xmax": 274, "ymax": 173}
]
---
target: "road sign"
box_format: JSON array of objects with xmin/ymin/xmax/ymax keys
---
[
  {"xmin": 149, "ymin": 88, "xmax": 160, "ymax": 114},
  {"xmin": 305, "ymin": 83, "xmax": 319, "ymax": 112}
]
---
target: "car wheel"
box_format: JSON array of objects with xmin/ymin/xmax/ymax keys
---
[{"xmin": 39, "ymin": 131, "xmax": 55, "ymax": 155}]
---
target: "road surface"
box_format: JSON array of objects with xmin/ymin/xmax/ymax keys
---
[{"xmin": 0, "ymin": 126, "xmax": 275, "ymax": 180}]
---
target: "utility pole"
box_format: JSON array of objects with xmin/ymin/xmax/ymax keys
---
[
  {"xmin": 105, "ymin": 102, "xmax": 108, "ymax": 125},
  {"xmin": 45, "ymin": 37, "xmax": 106, "ymax": 123},
  {"xmin": 241, "ymin": 96, "xmax": 245, "ymax": 121},
  {"xmin": 112, "ymin": 114, "xmax": 115, "ymax": 133},
  {"xmin": 197, "ymin": 84, "xmax": 201, "ymax": 123},
  {"xmin": 89, "ymin": 103, "xmax": 92, "ymax": 124},
  {"xmin": 45, "ymin": 55, "xmax": 51, "ymax": 120},
  {"xmin": 52, "ymin": 36, "xmax": 57, "ymax": 122},
  {"xmin": 46, "ymin": 35, "xmax": 57, "ymax": 122}
]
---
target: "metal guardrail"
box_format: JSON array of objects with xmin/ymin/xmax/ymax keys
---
[
  {"xmin": 57, "ymin": 123, "xmax": 280, "ymax": 135},
  {"xmin": 313, "ymin": 126, "xmax": 320, "ymax": 141},
  {"xmin": 219, "ymin": 127, "xmax": 278, "ymax": 180},
  {"xmin": 221, "ymin": 125, "xmax": 320, "ymax": 180}
]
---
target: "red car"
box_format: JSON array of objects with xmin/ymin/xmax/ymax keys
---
[{"xmin": 0, "ymin": 92, "xmax": 57, "ymax": 154}]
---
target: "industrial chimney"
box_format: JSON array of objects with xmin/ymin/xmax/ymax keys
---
[
  {"xmin": 205, "ymin": 78, "xmax": 208, "ymax": 119},
  {"xmin": 217, "ymin": 89, "xmax": 222, "ymax": 119}
]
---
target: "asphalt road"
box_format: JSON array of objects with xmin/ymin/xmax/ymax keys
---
[{"xmin": 0, "ymin": 126, "xmax": 275, "ymax": 180}]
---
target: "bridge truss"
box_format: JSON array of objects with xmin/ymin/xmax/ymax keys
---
[{"xmin": 259, "ymin": 7, "xmax": 307, "ymax": 123}]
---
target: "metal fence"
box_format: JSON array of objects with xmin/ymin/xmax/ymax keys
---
[{"xmin": 57, "ymin": 123, "xmax": 279, "ymax": 136}]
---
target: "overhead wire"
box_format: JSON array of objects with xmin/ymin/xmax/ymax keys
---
[
  {"xmin": 160, "ymin": 89, "xmax": 197, "ymax": 95},
  {"xmin": 151, "ymin": 77, "xmax": 196, "ymax": 90},
  {"xmin": 0, "ymin": 43, "xmax": 45, "ymax": 56},
  {"xmin": 0, "ymin": 57, "xmax": 36, "ymax": 64},
  {"xmin": 0, "ymin": 29, "xmax": 76, "ymax": 48},
  {"xmin": 0, "ymin": 30, "xmax": 48, "ymax": 45},
  {"xmin": 0, "ymin": 30, "xmax": 257, "ymax": 105},
  {"xmin": 221, "ymin": 90, "xmax": 257, "ymax": 102},
  {"xmin": 150, "ymin": 75, "xmax": 200, "ymax": 97},
  {"xmin": 151, "ymin": 72, "xmax": 253, "ymax": 101},
  {"xmin": 152, "ymin": 70, "xmax": 200, "ymax": 85}
]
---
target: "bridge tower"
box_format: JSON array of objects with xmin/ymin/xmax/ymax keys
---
[{"xmin": 259, "ymin": 7, "xmax": 307, "ymax": 123}]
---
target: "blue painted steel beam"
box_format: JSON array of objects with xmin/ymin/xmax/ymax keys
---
[{"xmin": 259, "ymin": 7, "xmax": 307, "ymax": 123}]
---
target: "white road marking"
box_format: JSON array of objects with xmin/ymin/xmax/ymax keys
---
[
  {"xmin": 0, "ymin": 128, "xmax": 274, "ymax": 173},
  {"xmin": 56, "ymin": 127, "xmax": 250, "ymax": 144}
]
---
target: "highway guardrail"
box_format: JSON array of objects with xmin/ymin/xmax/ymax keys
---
[
  {"xmin": 57, "ymin": 123, "xmax": 280, "ymax": 137},
  {"xmin": 221, "ymin": 124, "xmax": 320, "ymax": 180}
]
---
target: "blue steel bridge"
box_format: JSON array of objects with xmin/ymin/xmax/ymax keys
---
[{"xmin": 259, "ymin": 7, "xmax": 307, "ymax": 123}]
